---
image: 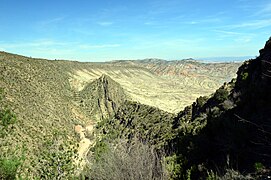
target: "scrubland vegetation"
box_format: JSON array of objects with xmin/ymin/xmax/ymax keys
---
[{"xmin": 0, "ymin": 38, "xmax": 271, "ymax": 179}]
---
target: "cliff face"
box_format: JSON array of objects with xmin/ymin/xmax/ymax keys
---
[
  {"xmin": 233, "ymin": 37, "xmax": 271, "ymax": 124},
  {"xmin": 79, "ymin": 74, "xmax": 127, "ymax": 121},
  {"xmin": 258, "ymin": 37, "xmax": 271, "ymax": 86}
]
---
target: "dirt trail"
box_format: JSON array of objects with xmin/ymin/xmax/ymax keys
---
[
  {"xmin": 74, "ymin": 124, "xmax": 95, "ymax": 168},
  {"xmin": 71, "ymin": 103, "xmax": 96, "ymax": 169},
  {"xmin": 69, "ymin": 71, "xmax": 98, "ymax": 171}
]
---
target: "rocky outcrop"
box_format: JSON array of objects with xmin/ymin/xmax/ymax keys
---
[{"xmin": 79, "ymin": 74, "xmax": 127, "ymax": 121}]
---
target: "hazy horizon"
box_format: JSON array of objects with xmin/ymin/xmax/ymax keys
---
[{"xmin": 0, "ymin": 50, "xmax": 252, "ymax": 63}]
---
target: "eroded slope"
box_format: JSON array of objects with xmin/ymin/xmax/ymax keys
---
[{"xmin": 70, "ymin": 60, "xmax": 241, "ymax": 113}]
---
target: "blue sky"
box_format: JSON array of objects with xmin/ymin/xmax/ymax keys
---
[{"xmin": 0, "ymin": 0, "xmax": 270, "ymax": 61}]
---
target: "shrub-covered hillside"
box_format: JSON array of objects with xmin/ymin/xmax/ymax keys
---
[
  {"xmin": 170, "ymin": 37, "xmax": 271, "ymax": 179},
  {"xmin": 91, "ymin": 37, "xmax": 271, "ymax": 179}
]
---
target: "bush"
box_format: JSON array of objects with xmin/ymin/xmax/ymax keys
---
[
  {"xmin": 254, "ymin": 162, "xmax": 265, "ymax": 172},
  {"xmin": 92, "ymin": 140, "xmax": 110, "ymax": 161},
  {"xmin": 0, "ymin": 89, "xmax": 17, "ymax": 137},
  {"xmin": 0, "ymin": 157, "xmax": 22, "ymax": 180},
  {"xmin": 164, "ymin": 154, "xmax": 183, "ymax": 179},
  {"xmin": 87, "ymin": 138, "xmax": 168, "ymax": 180},
  {"xmin": 222, "ymin": 100, "xmax": 235, "ymax": 110},
  {"xmin": 0, "ymin": 89, "xmax": 23, "ymax": 179},
  {"xmin": 213, "ymin": 89, "xmax": 229, "ymax": 103},
  {"xmin": 0, "ymin": 109, "xmax": 16, "ymax": 137},
  {"xmin": 241, "ymin": 72, "xmax": 249, "ymax": 81},
  {"xmin": 196, "ymin": 96, "xmax": 208, "ymax": 108},
  {"xmin": 219, "ymin": 169, "xmax": 253, "ymax": 180}
]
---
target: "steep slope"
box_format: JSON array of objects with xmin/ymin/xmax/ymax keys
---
[
  {"xmin": 92, "ymin": 37, "xmax": 271, "ymax": 179},
  {"xmin": 0, "ymin": 53, "xmax": 77, "ymax": 176},
  {"xmin": 169, "ymin": 37, "xmax": 271, "ymax": 179},
  {"xmin": 78, "ymin": 74, "xmax": 128, "ymax": 121},
  {"xmin": 72, "ymin": 75, "xmax": 131, "ymax": 172},
  {"xmin": 96, "ymin": 101, "xmax": 175, "ymax": 147}
]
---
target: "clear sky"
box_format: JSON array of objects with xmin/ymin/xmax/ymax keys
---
[{"xmin": 0, "ymin": 0, "xmax": 270, "ymax": 61}]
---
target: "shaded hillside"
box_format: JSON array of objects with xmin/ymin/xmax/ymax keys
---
[
  {"xmin": 96, "ymin": 101, "xmax": 175, "ymax": 147},
  {"xmin": 169, "ymin": 37, "xmax": 271, "ymax": 179}
]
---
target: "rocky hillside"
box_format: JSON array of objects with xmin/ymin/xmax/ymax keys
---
[{"xmin": 78, "ymin": 74, "xmax": 127, "ymax": 121}]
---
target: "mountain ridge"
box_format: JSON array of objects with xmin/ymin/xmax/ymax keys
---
[
  {"xmin": 78, "ymin": 74, "xmax": 128, "ymax": 121},
  {"xmin": 90, "ymin": 37, "xmax": 271, "ymax": 179}
]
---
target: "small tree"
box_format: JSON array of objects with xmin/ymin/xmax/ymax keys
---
[{"xmin": 213, "ymin": 89, "xmax": 229, "ymax": 103}]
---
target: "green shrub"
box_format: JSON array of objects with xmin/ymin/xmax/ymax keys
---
[
  {"xmin": 0, "ymin": 92, "xmax": 17, "ymax": 136},
  {"xmin": 254, "ymin": 162, "xmax": 265, "ymax": 172},
  {"xmin": 241, "ymin": 72, "xmax": 249, "ymax": 81},
  {"xmin": 213, "ymin": 89, "xmax": 229, "ymax": 103},
  {"xmin": 0, "ymin": 157, "xmax": 22, "ymax": 180},
  {"xmin": 165, "ymin": 154, "xmax": 183, "ymax": 179},
  {"xmin": 92, "ymin": 140, "xmax": 110, "ymax": 161},
  {"xmin": 196, "ymin": 96, "xmax": 208, "ymax": 108},
  {"xmin": 0, "ymin": 89, "xmax": 23, "ymax": 179},
  {"xmin": 0, "ymin": 109, "xmax": 16, "ymax": 128}
]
